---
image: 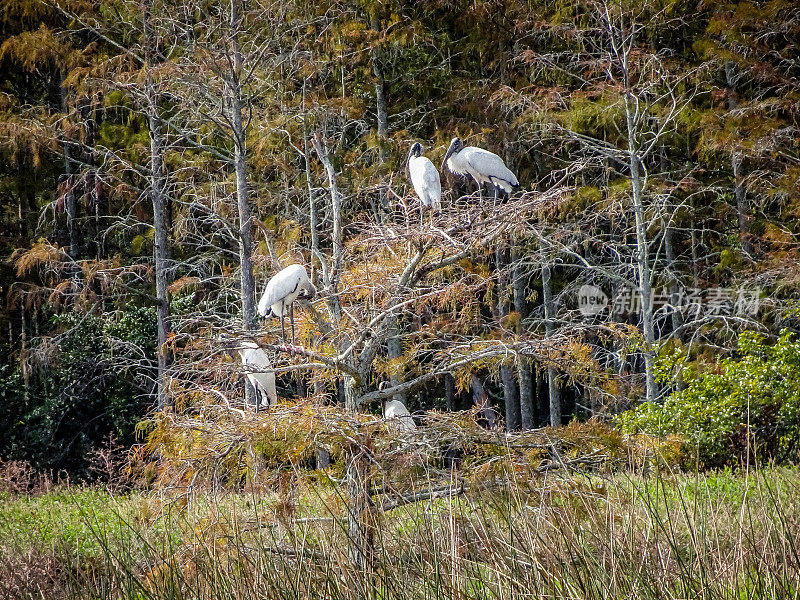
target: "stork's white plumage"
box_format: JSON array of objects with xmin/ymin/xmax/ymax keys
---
[
  {"xmin": 258, "ymin": 264, "xmax": 315, "ymax": 318},
  {"xmin": 258, "ymin": 264, "xmax": 316, "ymax": 343},
  {"xmin": 382, "ymin": 399, "xmax": 417, "ymax": 433},
  {"xmin": 408, "ymin": 142, "xmax": 441, "ymax": 213},
  {"xmin": 442, "ymin": 137, "xmax": 519, "ymax": 196},
  {"xmin": 237, "ymin": 341, "xmax": 277, "ymax": 408}
]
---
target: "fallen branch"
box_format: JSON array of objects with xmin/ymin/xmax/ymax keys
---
[
  {"xmin": 380, "ymin": 481, "xmax": 466, "ymax": 512},
  {"xmin": 237, "ymin": 543, "xmax": 329, "ymax": 561}
]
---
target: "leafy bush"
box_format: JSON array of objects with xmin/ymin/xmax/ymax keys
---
[
  {"xmin": 617, "ymin": 330, "xmax": 800, "ymax": 468},
  {"xmin": 0, "ymin": 307, "xmax": 156, "ymax": 476}
]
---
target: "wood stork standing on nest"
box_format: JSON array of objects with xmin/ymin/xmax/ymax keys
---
[
  {"xmin": 407, "ymin": 142, "xmax": 441, "ymax": 224},
  {"xmin": 441, "ymin": 137, "xmax": 519, "ymax": 201},
  {"xmin": 258, "ymin": 264, "xmax": 316, "ymax": 344},
  {"xmin": 222, "ymin": 336, "xmax": 277, "ymax": 409}
]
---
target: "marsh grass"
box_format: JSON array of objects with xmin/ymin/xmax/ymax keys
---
[{"xmin": 2, "ymin": 464, "xmax": 800, "ymax": 599}]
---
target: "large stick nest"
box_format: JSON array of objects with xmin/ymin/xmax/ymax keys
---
[{"xmin": 139, "ymin": 402, "xmax": 682, "ymax": 503}]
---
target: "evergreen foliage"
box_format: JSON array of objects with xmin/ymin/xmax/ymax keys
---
[{"xmin": 619, "ymin": 330, "xmax": 800, "ymax": 467}]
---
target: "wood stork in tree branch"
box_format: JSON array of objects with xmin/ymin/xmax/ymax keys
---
[
  {"xmin": 258, "ymin": 264, "xmax": 316, "ymax": 344},
  {"xmin": 379, "ymin": 381, "xmax": 416, "ymax": 433},
  {"xmin": 221, "ymin": 336, "xmax": 277, "ymax": 410},
  {"xmin": 441, "ymin": 137, "xmax": 519, "ymax": 200},
  {"xmin": 407, "ymin": 142, "xmax": 441, "ymax": 224}
]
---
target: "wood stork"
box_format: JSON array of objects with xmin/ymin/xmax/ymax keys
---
[
  {"xmin": 379, "ymin": 383, "xmax": 416, "ymax": 433},
  {"xmin": 383, "ymin": 399, "xmax": 417, "ymax": 433},
  {"xmin": 407, "ymin": 142, "xmax": 441, "ymax": 223},
  {"xmin": 258, "ymin": 264, "xmax": 316, "ymax": 344},
  {"xmin": 441, "ymin": 137, "xmax": 519, "ymax": 200},
  {"xmin": 238, "ymin": 341, "xmax": 278, "ymax": 409},
  {"xmin": 221, "ymin": 336, "xmax": 277, "ymax": 409}
]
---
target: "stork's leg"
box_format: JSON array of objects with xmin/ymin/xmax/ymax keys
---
[
  {"xmin": 472, "ymin": 177, "xmax": 484, "ymax": 218},
  {"xmin": 420, "ymin": 202, "xmax": 424, "ymax": 229},
  {"xmin": 280, "ymin": 300, "xmax": 286, "ymax": 344},
  {"xmin": 290, "ymin": 302, "xmax": 296, "ymax": 345}
]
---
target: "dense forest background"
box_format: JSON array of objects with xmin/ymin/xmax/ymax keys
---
[{"xmin": 1, "ymin": 0, "xmax": 799, "ymax": 476}]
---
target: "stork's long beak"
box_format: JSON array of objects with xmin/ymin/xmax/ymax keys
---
[{"xmin": 441, "ymin": 146, "xmax": 454, "ymax": 173}]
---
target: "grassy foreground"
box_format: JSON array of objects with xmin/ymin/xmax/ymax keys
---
[{"xmin": 1, "ymin": 465, "xmax": 799, "ymax": 599}]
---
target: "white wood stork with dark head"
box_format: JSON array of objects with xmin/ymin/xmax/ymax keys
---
[
  {"xmin": 258, "ymin": 264, "xmax": 316, "ymax": 343},
  {"xmin": 407, "ymin": 142, "xmax": 441, "ymax": 222},
  {"xmin": 221, "ymin": 336, "xmax": 277, "ymax": 409},
  {"xmin": 441, "ymin": 137, "xmax": 519, "ymax": 199}
]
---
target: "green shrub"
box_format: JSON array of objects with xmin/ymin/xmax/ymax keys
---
[
  {"xmin": 617, "ymin": 330, "xmax": 800, "ymax": 468},
  {"xmin": 0, "ymin": 307, "xmax": 156, "ymax": 476}
]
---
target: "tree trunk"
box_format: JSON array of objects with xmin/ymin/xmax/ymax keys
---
[
  {"xmin": 659, "ymin": 136, "xmax": 684, "ymax": 345},
  {"xmin": 228, "ymin": 0, "xmax": 257, "ymax": 331},
  {"xmin": 312, "ymin": 351, "xmax": 331, "ymax": 465},
  {"xmin": 60, "ymin": 78, "xmax": 78, "ymax": 259},
  {"xmin": 310, "ymin": 131, "xmax": 355, "ymax": 424},
  {"xmin": 664, "ymin": 220, "xmax": 684, "ymax": 334},
  {"xmin": 725, "ymin": 61, "xmax": 752, "ymax": 257},
  {"xmin": 344, "ymin": 371, "xmax": 371, "ymax": 577},
  {"xmin": 344, "ymin": 375, "xmax": 361, "ymax": 412},
  {"xmin": 345, "ymin": 449, "xmax": 373, "ymax": 584},
  {"xmin": 143, "ymin": 0, "xmax": 172, "ymax": 410},
  {"xmin": 17, "ymin": 183, "xmax": 24, "ymax": 241},
  {"xmin": 370, "ymin": 13, "xmax": 387, "ymax": 163},
  {"xmin": 546, "ymin": 366, "xmax": 560, "ymax": 427},
  {"xmin": 471, "ymin": 373, "xmax": 497, "ymax": 429},
  {"xmin": 663, "ymin": 220, "xmax": 686, "ymax": 394},
  {"xmin": 317, "ymin": 449, "xmax": 331, "ymax": 469},
  {"xmin": 303, "ymin": 81, "xmax": 326, "ymax": 281},
  {"xmin": 517, "ymin": 361, "xmax": 534, "ymax": 427},
  {"xmin": 541, "ymin": 244, "xmax": 561, "ymax": 426},
  {"xmin": 495, "ymin": 246, "xmax": 520, "ymax": 430},
  {"xmin": 387, "ymin": 320, "xmax": 406, "ymax": 405},
  {"xmin": 690, "ymin": 198, "xmax": 700, "ymax": 287},
  {"xmin": 311, "ymin": 132, "xmax": 344, "ymax": 323},
  {"xmin": 625, "ymin": 92, "xmax": 657, "ymax": 403},
  {"xmin": 732, "ymin": 152, "xmax": 752, "ymax": 256},
  {"xmin": 20, "ymin": 307, "xmax": 29, "ymax": 407},
  {"xmin": 512, "ymin": 242, "xmax": 534, "ymax": 429},
  {"xmin": 92, "ymin": 95, "xmax": 103, "ymax": 258},
  {"xmin": 501, "ymin": 366, "xmax": 520, "ymax": 431},
  {"xmin": 536, "ymin": 370, "xmax": 547, "ymax": 426},
  {"xmin": 75, "ymin": 92, "xmax": 102, "ymax": 259}
]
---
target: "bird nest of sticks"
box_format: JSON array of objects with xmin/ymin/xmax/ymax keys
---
[{"xmin": 138, "ymin": 400, "xmax": 683, "ymax": 505}]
